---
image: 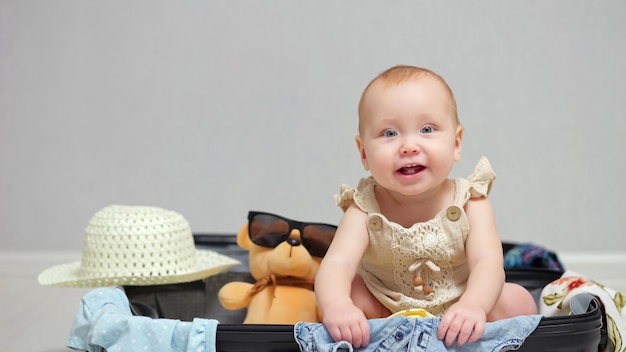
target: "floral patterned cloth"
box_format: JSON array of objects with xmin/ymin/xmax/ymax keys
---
[{"xmin": 540, "ymin": 270, "xmax": 626, "ymax": 352}]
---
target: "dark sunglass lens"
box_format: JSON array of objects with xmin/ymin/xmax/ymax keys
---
[
  {"xmin": 302, "ymin": 224, "xmax": 336, "ymax": 257},
  {"xmin": 249, "ymin": 214, "xmax": 290, "ymax": 248}
]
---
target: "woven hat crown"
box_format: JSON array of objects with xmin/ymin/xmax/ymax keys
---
[
  {"xmin": 38, "ymin": 205, "xmax": 239, "ymax": 287},
  {"xmin": 80, "ymin": 205, "xmax": 198, "ymax": 281}
]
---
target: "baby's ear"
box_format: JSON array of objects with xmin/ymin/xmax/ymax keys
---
[
  {"xmin": 355, "ymin": 135, "xmax": 370, "ymax": 171},
  {"xmin": 454, "ymin": 125, "xmax": 463, "ymax": 161},
  {"xmin": 236, "ymin": 224, "xmax": 253, "ymax": 250}
]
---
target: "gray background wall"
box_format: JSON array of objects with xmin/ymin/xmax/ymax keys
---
[{"xmin": 1, "ymin": 1, "xmax": 625, "ymax": 251}]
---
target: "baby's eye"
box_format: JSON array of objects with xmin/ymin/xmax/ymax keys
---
[
  {"xmin": 383, "ymin": 129, "xmax": 398, "ymax": 138},
  {"xmin": 420, "ymin": 126, "xmax": 434, "ymax": 134}
]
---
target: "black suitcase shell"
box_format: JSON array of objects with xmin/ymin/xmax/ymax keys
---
[{"xmin": 123, "ymin": 234, "xmax": 609, "ymax": 352}]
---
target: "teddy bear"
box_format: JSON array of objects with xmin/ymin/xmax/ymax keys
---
[{"xmin": 217, "ymin": 214, "xmax": 331, "ymax": 324}]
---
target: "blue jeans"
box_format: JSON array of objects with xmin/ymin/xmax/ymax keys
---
[{"xmin": 294, "ymin": 315, "xmax": 542, "ymax": 352}]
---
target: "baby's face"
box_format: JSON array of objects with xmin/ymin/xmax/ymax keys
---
[{"xmin": 356, "ymin": 76, "xmax": 462, "ymax": 197}]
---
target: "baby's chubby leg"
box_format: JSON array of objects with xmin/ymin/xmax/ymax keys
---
[
  {"xmin": 487, "ymin": 282, "xmax": 537, "ymax": 321},
  {"xmin": 351, "ymin": 274, "xmax": 391, "ymax": 319}
]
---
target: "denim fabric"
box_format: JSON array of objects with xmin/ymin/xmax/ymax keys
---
[
  {"xmin": 294, "ymin": 315, "xmax": 542, "ymax": 352},
  {"xmin": 67, "ymin": 287, "xmax": 218, "ymax": 352}
]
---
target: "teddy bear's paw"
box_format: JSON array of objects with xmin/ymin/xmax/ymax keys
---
[{"xmin": 218, "ymin": 281, "xmax": 254, "ymax": 310}]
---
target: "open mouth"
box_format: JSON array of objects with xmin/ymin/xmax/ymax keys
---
[{"xmin": 398, "ymin": 163, "xmax": 426, "ymax": 175}]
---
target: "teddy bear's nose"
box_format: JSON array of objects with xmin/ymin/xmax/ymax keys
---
[{"xmin": 286, "ymin": 237, "xmax": 301, "ymax": 247}]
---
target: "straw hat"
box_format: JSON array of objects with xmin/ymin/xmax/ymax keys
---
[{"xmin": 38, "ymin": 205, "xmax": 240, "ymax": 287}]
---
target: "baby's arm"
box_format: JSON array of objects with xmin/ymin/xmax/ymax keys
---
[
  {"xmin": 315, "ymin": 205, "xmax": 370, "ymax": 348},
  {"xmin": 437, "ymin": 197, "xmax": 505, "ymax": 346}
]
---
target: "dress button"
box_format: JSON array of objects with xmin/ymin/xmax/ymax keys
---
[
  {"xmin": 394, "ymin": 330, "xmax": 404, "ymax": 341},
  {"xmin": 368, "ymin": 215, "xmax": 383, "ymax": 230},
  {"xmin": 446, "ymin": 205, "xmax": 461, "ymax": 222}
]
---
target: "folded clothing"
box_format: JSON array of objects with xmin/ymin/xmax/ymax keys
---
[
  {"xmin": 295, "ymin": 315, "xmax": 542, "ymax": 352},
  {"xmin": 504, "ymin": 243, "xmax": 564, "ymax": 272},
  {"xmin": 540, "ymin": 270, "xmax": 626, "ymax": 352},
  {"xmin": 67, "ymin": 287, "xmax": 219, "ymax": 352}
]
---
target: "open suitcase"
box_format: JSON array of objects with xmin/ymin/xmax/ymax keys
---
[{"xmin": 124, "ymin": 234, "xmax": 610, "ymax": 352}]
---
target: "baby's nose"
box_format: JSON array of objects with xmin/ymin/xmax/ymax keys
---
[{"xmin": 401, "ymin": 144, "xmax": 419, "ymax": 154}]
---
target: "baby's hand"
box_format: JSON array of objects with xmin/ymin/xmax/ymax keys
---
[
  {"xmin": 322, "ymin": 302, "xmax": 370, "ymax": 348},
  {"xmin": 437, "ymin": 301, "xmax": 486, "ymax": 346}
]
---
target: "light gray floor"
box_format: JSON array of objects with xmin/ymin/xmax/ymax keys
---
[{"xmin": 0, "ymin": 251, "xmax": 90, "ymax": 351}]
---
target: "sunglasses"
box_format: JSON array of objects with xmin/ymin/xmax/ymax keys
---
[{"xmin": 247, "ymin": 211, "xmax": 337, "ymax": 257}]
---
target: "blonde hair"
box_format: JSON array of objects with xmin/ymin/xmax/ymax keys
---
[{"xmin": 358, "ymin": 65, "xmax": 460, "ymax": 133}]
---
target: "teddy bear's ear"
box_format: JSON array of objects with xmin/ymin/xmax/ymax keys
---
[{"xmin": 236, "ymin": 223, "xmax": 253, "ymax": 250}]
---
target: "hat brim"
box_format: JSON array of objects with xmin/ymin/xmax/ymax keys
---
[{"xmin": 38, "ymin": 249, "xmax": 240, "ymax": 287}]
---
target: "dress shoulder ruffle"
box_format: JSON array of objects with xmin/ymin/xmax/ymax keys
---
[
  {"xmin": 466, "ymin": 156, "xmax": 496, "ymax": 199},
  {"xmin": 334, "ymin": 177, "xmax": 377, "ymax": 213}
]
